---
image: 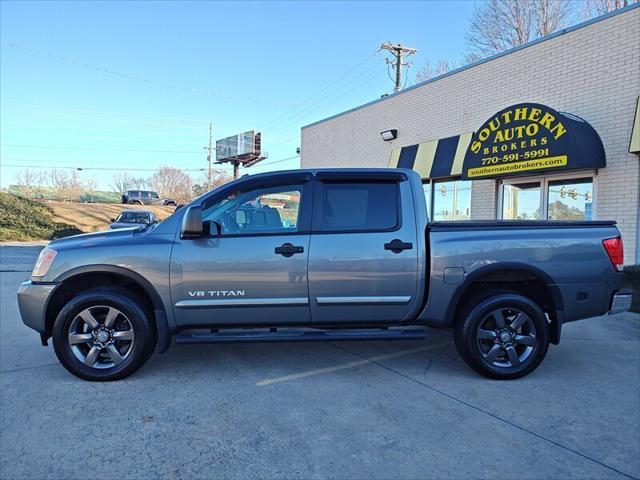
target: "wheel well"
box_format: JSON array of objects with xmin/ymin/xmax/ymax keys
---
[
  {"xmin": 452, "ymin": 269, "xmax": 561, "ymax": 343},
  {"xmin": 45, "ymin": 272, "xmax": 156, "ymax": 337}
]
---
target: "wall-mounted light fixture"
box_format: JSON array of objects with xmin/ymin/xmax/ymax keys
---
[{"xmin": 380, "ymin": 129, "xmax": 398, "ymax": 141}]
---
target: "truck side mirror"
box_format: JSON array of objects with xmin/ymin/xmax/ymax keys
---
[{"xmin": 180, "ymin": 205, "xmax": 203, "ymax": 239}]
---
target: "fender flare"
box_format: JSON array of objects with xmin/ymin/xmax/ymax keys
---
[
  {"xmin": 54, "ymin": 265, "xmax": 172, "ymax": 352},
  {"xmin": 445, "ymin": 262, "xmax": 565, "ymax": 343}
]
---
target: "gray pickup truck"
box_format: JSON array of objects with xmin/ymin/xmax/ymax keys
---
[{"xmin": 17, "ymin": 169, "xmax": 631, "ymax": 381}]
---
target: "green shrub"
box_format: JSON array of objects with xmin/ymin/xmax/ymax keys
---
[{"xmin": 0, "ymin": 193, "xmax": 83, "ymax": 241}]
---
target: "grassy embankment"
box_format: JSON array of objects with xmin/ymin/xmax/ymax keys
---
[{"xmin": 0, "ymin": 192, "xmax": 174, "ymax": 241}]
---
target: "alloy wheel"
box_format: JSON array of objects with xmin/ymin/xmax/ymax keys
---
[
  {"xmin": 475, "ymin": 307, "xmax": 537, "ymax": 369},
  {"xmin": 68, "ymin": 306, "xmax": 135, "ymax": 369}
]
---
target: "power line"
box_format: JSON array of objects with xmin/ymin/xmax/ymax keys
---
[
  {"xmin": 259, "ymin": 50, "xmax": 382, "ymax": 131},
  {"xmin": 2, "ymin": 41, "xmax": 298, "ymax": 108},
  {"xmin": 265, "ymin": 63, "xmax": 387, "ymax": 133},
  {"xmin": 2, "ymin": 102, "xmax": 300, "ymax": 140},
  {"xmin": 1, "ymin": 143, "xmax": 204, "ymax": 154},
  {"xmin": 0, "ymin": 163, "xmax": 208, "ymax": 172},
  {"xmin": 253, "ymin": 154, "xmax": 300, "ymax": 168},
  {"xmin": 0, "ymin": 157, "xmax": 213, "ymax": 169},
  {"xmin": 266, "ymin": 66, "xmax": 387, "ymax": 133}
]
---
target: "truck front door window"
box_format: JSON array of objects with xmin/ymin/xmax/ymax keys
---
[{"xmin": 203, "ymin": 185, "xmax": 302, "ymax": 235}]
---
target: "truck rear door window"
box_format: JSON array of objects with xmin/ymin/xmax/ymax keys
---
[{"xmin": 318, "ymin": 182, "xmax": 399, "ymax": 232}]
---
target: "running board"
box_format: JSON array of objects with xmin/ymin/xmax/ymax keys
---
[{"xmin": 175, "ymin": 327, "xmax": 426, "ymax": 345}]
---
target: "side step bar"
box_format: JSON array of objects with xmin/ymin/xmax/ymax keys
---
[{"xmin": 175, "ymin": 327, "xmax": 427, "ymax": 345}]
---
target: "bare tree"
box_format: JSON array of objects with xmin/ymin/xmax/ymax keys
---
[
  {"xmin": 111, "ymin": 172, "xmax": 132, "ymax": 196},
  {"xmin": 48, "ymin": 169, "xmax": 70, "ymax": 202},
  {"xmin": 535, "ymin": 0, "xmax": 571, "ymax": 36},
  {"xmin": 466, "ymin": 0, "xmax": 572, "ymax": 60},
  {"xmin": 192, "ymin": 169, "xmax": 232, "ymax": 197},
  {"xmin": 14, "ymin": 169, "xmax": 40, "ymax": 198},
  {"xmin": 131, "ymin": 177, "xmax": 146, "ymax": 190},
  {"xmin": 147, "ymin": 165, "xmax": 193, "ymax": 204},
  {"xmin": 416, "ymin": 59, "xmax": 460, "ymax": 83},
  {"xmin": 33, "ymin": 171, "xmax": 46, "ymax": 199},
  {"xmin": 67, "ymin": 170, "xmax": 85, "ymax": 202},
  {"xmin": 581, "ymin": 0, "xmax": 636, "ymax": 19},
  {"xmin": 86, "ymin": 176, "xmax": 98, "ymax": 203}
]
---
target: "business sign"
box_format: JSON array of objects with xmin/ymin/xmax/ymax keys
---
[
  {"xmin": 216, "ymin": 130, "xmax": 262, "ymax": 163},
  {"xmin": 462, "ymin": 103, "xmax": 605, "ymax": 180}
]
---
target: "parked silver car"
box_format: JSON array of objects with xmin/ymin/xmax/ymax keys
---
[{"xmin": 109, "ymin": 210, "xmax": 158, "ymax": 229}]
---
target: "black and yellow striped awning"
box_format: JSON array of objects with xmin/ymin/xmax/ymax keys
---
[{"xmin": 388, "ymin": 133, "xmax": 473, "ymax": 179}]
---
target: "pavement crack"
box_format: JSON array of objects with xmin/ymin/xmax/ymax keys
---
[
  {"xmin": 330, "ymin": 342, "xmax": 638, "ymax": 480},
  {"xmin": 0, "ymin": 362, "xmax": 60, "ymax": 374}
]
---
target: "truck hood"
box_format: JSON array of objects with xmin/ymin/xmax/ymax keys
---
[
  {"xmin": 109, "ymin": 222, "xmax": 147, "ymax": 230},
  {"xmin": 48, "ymin": 227, "xmax": 143, "ymax": 249}
]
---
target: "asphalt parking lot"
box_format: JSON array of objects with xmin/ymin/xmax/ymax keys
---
[{"xmin": 1, "ymin": 245, "xmax": 639, "ymax": 479}]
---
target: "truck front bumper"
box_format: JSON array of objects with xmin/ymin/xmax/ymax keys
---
[
  {"xmin": 609, "ymin": 290, "xmax": 633, "ymax": 315},
  {"xmin": 17, "ymin": 280, "xmax": 58, "ymax": 334}
]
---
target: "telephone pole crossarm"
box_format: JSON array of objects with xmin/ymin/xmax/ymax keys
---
[{"xmin": 380, "ymin": 42, "xmax": 418, "ymax": 92}]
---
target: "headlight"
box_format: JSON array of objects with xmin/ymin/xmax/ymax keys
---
[{"xmin": 32, "ymin": 248, "xmax": 57, "ymax": 278}]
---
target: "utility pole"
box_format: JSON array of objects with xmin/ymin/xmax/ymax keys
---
[
  {"xmin": 381, "ymin": 42, "xmax": 417, "ymax": 92},
  {"xmin": 203, "ymin": 122, "xmax": 213, "ymax": 190}
]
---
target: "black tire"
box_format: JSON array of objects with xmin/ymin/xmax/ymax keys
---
[
  {"xmin": 130, "ymin": 200, "xmax": 143, "ymax": 205},
  {"xmin": 52, "ymin": 288, "xmax": 157, "ymax": 381},
  {"xmin": 165, "ymin": 201, "xmax": 176, "ymax": 206},
  {"xmin": 454, "ymin": 291, "xmax": 550, "ymax": 380}
]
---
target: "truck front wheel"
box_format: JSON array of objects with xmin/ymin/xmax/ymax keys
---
[
  {"xmin": 454, "ymin": 292, "xmax": 550, "ymax": 380},
  {"xmin": 52, "ymin": 288, "xmax": 157, "ymax": 381}
]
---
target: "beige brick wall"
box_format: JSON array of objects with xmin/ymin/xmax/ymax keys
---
[{"xmin": 301, "ymin": 7, "xmax": 640, "ymax": 264}]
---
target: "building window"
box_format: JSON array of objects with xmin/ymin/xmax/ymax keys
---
[
  {"xmin": 431, "ymin": 179, "xmax": 472, "ymax": 221},
  {"xmin": 547, "ymin": 178, "xmax": 593, "ymax": 220},
  {"xmin": 502, "ymin": 182, "xmax": 541, "ymax": 220},
  {"xmin": 499, "ymin": 175, "xmax": 594, "ymax": 221}
]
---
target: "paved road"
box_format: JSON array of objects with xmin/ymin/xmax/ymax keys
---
[{"xmin": 1, "ymin": 245, "xmax": 639, "ymax": 479}]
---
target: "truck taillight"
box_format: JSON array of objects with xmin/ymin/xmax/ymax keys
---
[{"xmin": 603, "ymin": 237, "xmax": 623, "ymax": 272}]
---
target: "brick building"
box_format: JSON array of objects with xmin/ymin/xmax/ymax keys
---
[{"xmin": 300, "ymin": 5, "xmax": 640, "ymax": 264}]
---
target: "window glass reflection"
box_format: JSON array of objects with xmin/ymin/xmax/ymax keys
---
[
  {"xmin": 422, "ymin": 182, "xmax": 431, "ymax": 218},
  {"xmin": 547, "ymin": 178, "xmax": 593, "ymax": 220},
  {"xmin": 502, "ymin": 182, "xmax": 541, "ymax": 220},
  {"xmin": 432, "ymin": 180, "xmax": 471, "ymax": 221}
]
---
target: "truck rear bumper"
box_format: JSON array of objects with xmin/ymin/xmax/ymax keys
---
[
  {"xmin": 17, "ymin": 280, "xmax": 58, "ymax": 334},
  {"xmin": 609, "ymin": 291, "xmax": 632, "ymax": 315}
]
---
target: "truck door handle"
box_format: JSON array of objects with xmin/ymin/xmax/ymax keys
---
[
  {"xmin": 384, "ymin": 239, "xmax": 413, "ymax": 253},
  {"xmin": 275, "ymin": 243, "xmax": 304, "ymax": 257}
]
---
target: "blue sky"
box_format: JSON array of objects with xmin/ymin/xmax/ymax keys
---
[{"xmin": 0, "ymin": 1, "xmax": 474, "ymax": 190}]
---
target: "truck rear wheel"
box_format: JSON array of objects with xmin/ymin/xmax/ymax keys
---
[
  {"xmin": 52, "ymin": 288, "xmax": 157, "ymax": 381},
  {"xmin": 454, "ymin": 291, "xmax": 549, "ymax": 380}
]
